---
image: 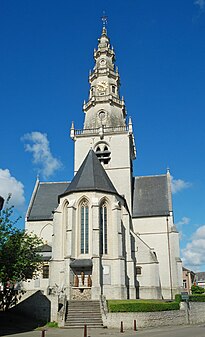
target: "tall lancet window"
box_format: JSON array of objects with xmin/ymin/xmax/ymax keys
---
[
  {"xmin": 80, "ymin": 200, "xmax": 89, "ymax": 254},
  {"xmin": 99, "ymin": 202, "xmax": 108, "ymax": 254}
]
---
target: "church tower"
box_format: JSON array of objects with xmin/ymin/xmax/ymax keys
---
[
  {"xmin": 24, "ymin": 23, "xmax": 182, "ymax": 315},
  {"xmin": 71, "ymin": 26, "xmax": 136, "ymax": 211}
]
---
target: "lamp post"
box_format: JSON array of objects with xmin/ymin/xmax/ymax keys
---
[{"xmin": 0, "ymin": 196, "xmax": 4, "ymax": 211}]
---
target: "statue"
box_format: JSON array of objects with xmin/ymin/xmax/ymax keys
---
[
  {"xmin": 87, "ymin": 274, "xmax": 92, "ymax": 287},
  {"xmin": 81, "ymin": 272, "xmax": 85, "ymax": 286},
  {"xmin": 74, "ymin": 274, "xmax": 79, "ymax": 287}
]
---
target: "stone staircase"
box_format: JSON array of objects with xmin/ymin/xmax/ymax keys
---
[{"xmin": 65, "ymin": 300, "xmax": 104, "ymax": 328}]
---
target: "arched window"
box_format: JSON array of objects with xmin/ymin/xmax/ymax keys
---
[
  {"xmin": 96, "ymin": 146, "xmax": 101, "ymax": 152},
  {"xmin": 99, "ymin": 202, "xmax": 108, "ymax": 255},
  {"xmin": 80, "ymin": 200, "xmax": 89, "ymax": 254},
  {"xmin": 95, "ymin": 143, "xmax": 111, "ymax": 164}
]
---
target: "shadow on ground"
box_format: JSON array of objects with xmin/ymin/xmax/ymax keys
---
[{"xmin": 0, "ymin": 310, "xmax": 44, "ymax": 336}]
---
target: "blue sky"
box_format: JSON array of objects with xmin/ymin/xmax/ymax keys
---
[{"xmin": 0, "ymin": 0, "xmax": 205, "ymax": 271}]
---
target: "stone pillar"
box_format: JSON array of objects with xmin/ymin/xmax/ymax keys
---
[
  {"xmin": 48, "ymin": 294, "xmax": 59, "ymax": 322},
  {"xmin": 91, "ymin": 198, "xmax": 101, "ymax": 299},
  {"xmin": 112, "ymin": 201, "xmax": 123, "ymax": 258},
  {"xmin": 66, "ymin": 200, "xmax": 76, "ymax": 257},
  {"xmin": 52, "ymin": 209, "xmax": 62, "ymax": 259},
  {"xmin": 49, "ymin": 209, "xmax": 64, "ymax": 288}
]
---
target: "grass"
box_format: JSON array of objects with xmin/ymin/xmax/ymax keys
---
[
  {"xmin": 45, "ymin": 321, "xmax": 58, "ymax": 328},
  {"xmin": 35, "ymin": 321, "xmax": 59, "ymax": 329}
]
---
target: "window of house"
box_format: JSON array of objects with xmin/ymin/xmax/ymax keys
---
[
  {"xmin": 100, "ymin": 202, "xmax": 108, "ymax": 254},
  {"xmin": 136, "ymin": 266, "xmax": 142, "ymax": 275},
  {"xmin": 183, "ymin": 279, "xmax": 187, "ymax": 289},
  {"xmin": 43, "ymin": 265, "xmax": 49, "ymax": 279},
  {"xmin": 80, "ymin": 200, "xmax": 89, "ymax": 254}
]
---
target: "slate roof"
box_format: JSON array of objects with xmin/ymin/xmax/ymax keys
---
[
  {"xmin": 132, "ymin": 175, "xmax": 170, "ymax": 217},
  {"xmin": 196, "ymin": 272, "xmax": 205, "ymax": 281},
  {"xmin": 27, "ymin": 182, "xmax": 69, "ymax": 221},
  {"xmin": 38, "ymin": 244, "xmax": 52, "ymax": 252},
  {"xmin": 60, "ymin": 150, "xmax": 118, "ymax": 197},
  {"xmin": 27, "ymin": 156, "xmax": 171, "ymax": 221},
  {"xmin": 70, "ymin": 259, "xmax": 93, "ymax": 269}
]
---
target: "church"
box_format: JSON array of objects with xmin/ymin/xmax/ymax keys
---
[{"xmin": 24, "ymin": 26, "xmax": 182, "ymax": 311}]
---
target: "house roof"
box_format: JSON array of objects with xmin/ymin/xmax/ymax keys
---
[
  {"xmin": 38, "ymin": 244, "xmax": 52, "ymax": 252},
  {"xmin": 27, "ymin": 182, "xmax": 69, "ymax": 221},
  {"xmin": 196, "ymin": 272, "xmax": 205, "ymax": 281},
  {"xmin": 60, "ymin": 149, "xmax": 118, "ymax": 197},
  {"xmin": 132, "ymin": 175, "xmax": 171, "ymax": 217}
]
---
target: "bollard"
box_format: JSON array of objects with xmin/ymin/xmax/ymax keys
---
[
  {"xmin": 134, "ymin": 319, "xmax": 137, "ymax": 331},
  {"xmin": 120, "ymin": 321, "xmax": 124, "ymax": 333},
  {"xmin": 41, "ymin": 330, "xmax": 46, "ymax": 337},
  {"xmin": 84, "ymin": 324, "xmax": 87, "ymax": 337}
]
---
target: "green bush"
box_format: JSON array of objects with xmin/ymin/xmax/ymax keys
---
[
  {"xmin": 191, "ymin": 285, "xmax": 205, "ymax": 294},
  {"xmin": 189, "ymin": 294, "xmax": 205, "ymax": 302},
  {"xmin": 107, "ymin": 300, "xmax": 180, "ymax": 312},
  {"xmin": 175, "ymin": 294, "xmax": 182, "ymax": 302}
]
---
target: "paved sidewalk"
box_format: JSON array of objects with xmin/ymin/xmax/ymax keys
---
[{"xmin": 1, "ymin": 325, "xmax": 205, "ymax": 337}]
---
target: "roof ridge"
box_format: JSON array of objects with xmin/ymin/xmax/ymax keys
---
[
  {"xmin": 40, "ymin": 181, "xmax": 70, "ymax": 185},
  {"xmin": 135, "ymin": 174, "xmax": 167, "ymax": 179}
]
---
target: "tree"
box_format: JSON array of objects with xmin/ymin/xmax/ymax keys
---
[
  {"xmin": 191, "ymin": 284, "xmax": 205, "ymax": 294},
  {"xmin": 0, "ymin": 196, "xmax": 43, "ymax": 310}
]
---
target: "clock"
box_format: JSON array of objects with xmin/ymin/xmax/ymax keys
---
[
  {"xmin": 100, "ymin": 58, "xmax": 106, "ymax": 66},
  {"xmin": 96, "ymin": 81, "xmax": 108, "ymax": 93}
]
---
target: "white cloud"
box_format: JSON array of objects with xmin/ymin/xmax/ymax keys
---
[
  {"xmin": 182, "ymin": 225, "xmax": 205, "ymax": 269},
  {"xmin": 194, "ymin": 0, "xmax": 205, "ymax": 10},
  {"xmin": 22, "ymin": 131, "xmax": 62, "ymax": 179},
  {"xmin": 0, "ymin": 169, "xmax": 25, "ymax": 209},
  {"xmin": 171, "ymin": 175, "xmax": 191, "ymax": 194},
  {"xmin": 176, "ymin": 217, "xmax": 190, "ymax": 226}
]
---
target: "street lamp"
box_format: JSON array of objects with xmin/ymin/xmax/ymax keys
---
[{"xmin": 0, "ymin": 196, "xmax": 4, "ymax": 211}]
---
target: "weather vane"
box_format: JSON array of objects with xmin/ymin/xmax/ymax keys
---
[{"xmin": 101, "ymin": 11, "xmax": 108, "ymax": 27}]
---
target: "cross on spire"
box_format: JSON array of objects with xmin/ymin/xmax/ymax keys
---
[{"xmin": 101, "ymin": 11, "xmax": 108, "ymax": 27}]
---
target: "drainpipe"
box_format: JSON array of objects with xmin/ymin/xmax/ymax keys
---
[{"xmin": 166, "ymin": 216, "xmax": 173, "ymax": 300}]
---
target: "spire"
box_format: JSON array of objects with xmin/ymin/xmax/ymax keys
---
[
  {"xmin": 70, "ymin": 121, "xmax": 75, "ymax": 139},
  {"xmin": 82, "ymin": 23, "xmax": 127, "ymax": 130}
]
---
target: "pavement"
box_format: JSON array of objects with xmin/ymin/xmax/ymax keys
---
[
  {"xmin": 1, "ymin": 311, "xmax": 205, "ymax": 337},
  {"xmin": 1, "ymin": 325, "xmax": 205, "ymax": 337}
]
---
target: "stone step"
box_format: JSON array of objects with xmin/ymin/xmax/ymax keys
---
[
  {"xmin": 66, "ymin": 316, "xmax": 102, "ymax": 322},
  {"xmin": 64, "ymin": 324, "xmax": 104, "ymax": 329},
  {"xmin": 67, "ymin": 313, "xmax": 101, "ymax": 318},
  {"xmin": 67, "ymin": 309, "xmax": 101, "ymax": 313},
  {"xmin": 65, "ymin": 300, "xmax": 103, "ymax": 327}
]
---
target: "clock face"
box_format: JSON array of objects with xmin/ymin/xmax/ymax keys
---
[
  {"xmin": 98, "ymin": 111, "xmax": 106, "ymax": 120},
  {"xmin": 100, "ymin": 58, "xmax": 106, "ymax": 66},
  {"xmin": 96, "ymin": 81, "xmax": 108, "ymax": 93}
]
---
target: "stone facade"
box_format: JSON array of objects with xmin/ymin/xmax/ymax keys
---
[{"xmin": 24, "ymin": 26, "xmax": 183, "ymax": 320}]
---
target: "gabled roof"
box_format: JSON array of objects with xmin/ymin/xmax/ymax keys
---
[
  {"xmin": 60, "ymin": 150, "xmax": 118, "ymax": 198},
  {"xmin": 27, "ymin": 181, "xmax": 69, "ymax": 221},
  {"xmin": 132, "ymin": 174, "xmax": 171, "ymax": 217},
  {"xmin": 196, "ymin": 272, "xmax": 205, "ymax": 281},
  {"xmin": 38, "ymin": 244, "xmax": 52, "ymax": 252}
]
